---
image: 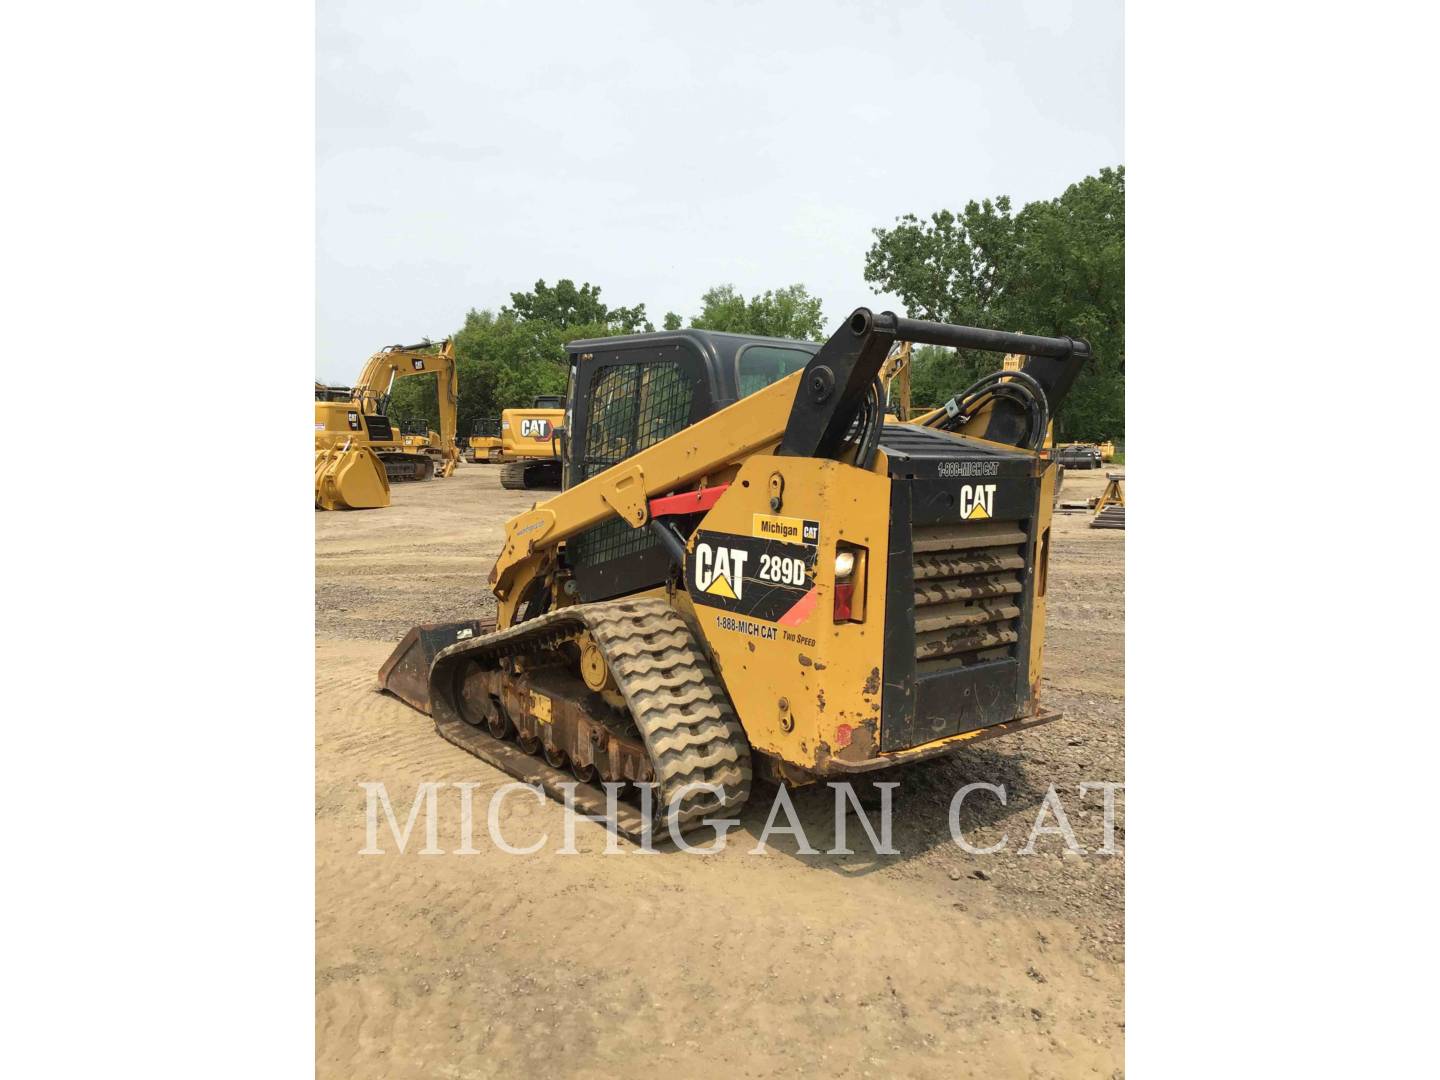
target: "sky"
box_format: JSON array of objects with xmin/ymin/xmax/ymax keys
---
[{"xmin": 316, "ymin": 0, "xmax": 1122, "ymax": 382}]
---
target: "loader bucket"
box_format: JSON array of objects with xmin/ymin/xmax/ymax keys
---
[
  {"xmin": 377, "ymin": 619, "xmax": 495, "ymax": 713},
  {"xmin": 315, "ymin": 445, "xmax": 390, "ymax": 510}
]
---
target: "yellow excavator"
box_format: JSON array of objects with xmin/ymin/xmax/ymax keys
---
[
  {"xmin": 497, "ymin": 395, "xmax": 566, "ymax": 490},
  {"xmin": 379, "ymin": 310, "xmax": 1090, "ymax": 838},
  {"xmin": 315, "ymin": 338, "xmax": 458, "ymax": 510}
]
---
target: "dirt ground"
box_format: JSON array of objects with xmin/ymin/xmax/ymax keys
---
[{"xmin": 316, "ymin": 461, "xmax": 1125, "ymax": 1079}]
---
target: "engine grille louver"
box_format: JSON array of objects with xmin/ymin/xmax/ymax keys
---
[{"xmin": 910, "ymin": 520, "xmax": 1028, "ymax": 666}]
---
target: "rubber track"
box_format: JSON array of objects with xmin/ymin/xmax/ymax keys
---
[
  {"xmin": 430, "ymin": 597, "xmax": 752, "ymax": 831},
  {"xmin": 499, "ymin": 462, "xmax": 528, "ymax": 489}
]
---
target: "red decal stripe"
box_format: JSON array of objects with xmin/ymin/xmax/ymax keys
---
[
  {"xmin": 648, "ymin": 483, "xmax": 730, "ymax": 518},
  {"xmin": 777, "ymin": 586, "xmax": 819, "ymax": 627}
]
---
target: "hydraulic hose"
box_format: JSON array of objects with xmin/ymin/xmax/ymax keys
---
[
  {"xmin": 927, "ymin": 368, "xmax": 1051, "ymax": 452},
  {"xmin": 844, "ymin": 378, "xmax": 885, "ymax": 471}
]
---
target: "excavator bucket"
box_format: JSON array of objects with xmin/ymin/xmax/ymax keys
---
[
  {"xmin": 315, "ymin": 444, "xmax": 390, "ymax": 510},
  {"xmin": 376, "ymin": 619, "xmax": 494, "ymax": 712}
]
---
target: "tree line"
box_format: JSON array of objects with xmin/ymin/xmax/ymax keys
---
[{"xmin": 386, "ymin": 165, "xmax": 1123, "ymax": 442}]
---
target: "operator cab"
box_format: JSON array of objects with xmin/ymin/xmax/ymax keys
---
[{"xmin": 559, "ymin": 328, "xmax": 819, "ymax": 601}]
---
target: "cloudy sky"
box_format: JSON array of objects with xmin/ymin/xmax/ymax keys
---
[{"xmin": 317, "ymin": 0, "xmax": 1122, "ymax": 382}]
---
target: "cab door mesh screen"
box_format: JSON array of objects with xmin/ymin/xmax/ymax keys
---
[{"xmin": 570, "ymin": 362, "xmax": 692, "ymax": 567}]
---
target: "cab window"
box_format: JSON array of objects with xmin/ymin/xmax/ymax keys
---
[{"xmin": 737, "ymin": 346, "xmax": 812, "ymax": 398}]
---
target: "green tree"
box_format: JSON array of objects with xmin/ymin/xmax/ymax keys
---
[
  {"xmin": 906, "ymin": 345, "xmax": 994, "ymax": 412},
  {"xmin": 688, "ymin": 284, "xmax": 826, "ymax": 341},
  {"xmin": 865, "ymin": 166, "xmax": 1124, "ymax": 440},
  {"xmin": 390, "ymin": 308, "xmax": 644, "ymax": 437},
  {"xmin": 662, "ymin": 311, "xmax": 683, "ymax": 331},
  {"xmin": 503, "ymin": 278, "xmax": 651, "ymax": 333}
]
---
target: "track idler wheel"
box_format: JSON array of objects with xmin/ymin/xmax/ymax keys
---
[{"xmin": 454, "ymin": 664, "xmax": 497, "ymax": 730}]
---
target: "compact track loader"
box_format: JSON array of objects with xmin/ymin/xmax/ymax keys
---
[
  {"xmin": 397, "ymin": 418, "xmax": 459, "ymax": 477},
  {"xmin": 466, "ymin": 417, "xmax": 503, "ymax": 464},
  {"xmin": 380, "ymin": 310, "xmax": 1089, "ymax": 837}
]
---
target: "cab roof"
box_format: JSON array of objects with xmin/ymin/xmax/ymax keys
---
[{"xmin": 565, "ymin": 328, "xmax": 820, "ymax": 366}]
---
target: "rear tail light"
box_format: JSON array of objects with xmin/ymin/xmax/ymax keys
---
[{"xmin": 833, "ymin": 544, "xmax": 867, "ymax": 623}]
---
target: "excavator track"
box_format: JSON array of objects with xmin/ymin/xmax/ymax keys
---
[
  {"xmin": 499, "ymin": 460, "xmax": 562, "ymax": 489},
  {"xmin": 426, "ymin": 597, "xmax": 752, "ymax": 839}
]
